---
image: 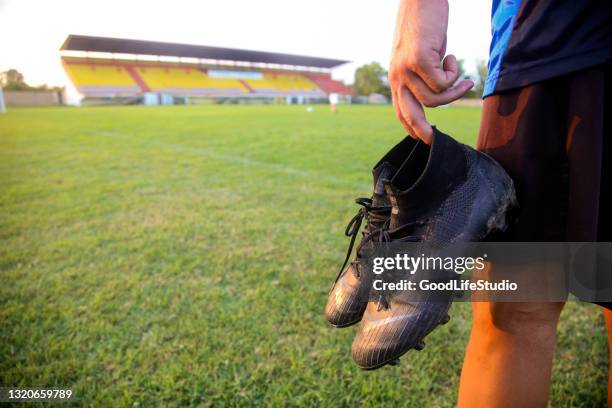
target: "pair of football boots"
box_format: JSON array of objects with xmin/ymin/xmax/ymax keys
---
[{"xmin": 325, "ymin": 127, "xmax": 517, "ymax": 370}]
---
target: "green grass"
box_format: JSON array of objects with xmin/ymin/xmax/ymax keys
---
[{"xmin": 0, "ymin": 105, "xmax": 608, "ymax": 407}]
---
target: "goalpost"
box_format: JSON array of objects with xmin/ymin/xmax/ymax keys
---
[{"xmin": 0, "ymin": 87, "xmax": 6, "ymax": 113}]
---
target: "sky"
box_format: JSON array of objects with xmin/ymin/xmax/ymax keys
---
[{"xmin": 0, "ymin": 0, "xmax": 492, "ymax": 88}]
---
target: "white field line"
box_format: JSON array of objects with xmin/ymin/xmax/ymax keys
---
[{"xmin": 90, "ymin": 130, "xmax": 370, "ymax": 190}]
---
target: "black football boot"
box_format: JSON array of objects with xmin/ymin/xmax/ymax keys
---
[
  {"xmin": 351, "ymin": 127, "xmax": 517, "ymax": 370},
  {"xmin": 325, "ymin": 137, "xmax": 418, "ymax": 327}
]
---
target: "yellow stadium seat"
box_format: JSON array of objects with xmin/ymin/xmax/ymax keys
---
[
  {"xmin": 245, "ymin": 72, "xmax": 319, "ymax": 91},
  {"xmin": 135, "ymin": 67, "xmax": 245, "ymax": 91},
  {"xmin": 64, "ymin": 63, "xmax": 136, "ymax": 87},
  {"xmin": 62, "ymin": 58, "xmax": 329, "ymax": 97}
]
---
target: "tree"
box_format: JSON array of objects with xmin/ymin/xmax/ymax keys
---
[
  {"xmin": 474, "ymin": 60, "xmax": 488, "ymax": 97},
  {"xmin": 353, "ymin": 62, "xmax": 390, "ymax": 98},
  {"xmin": 0, "ymin": 69, "xmax": 30, "ymax": 90},
  {"xmin": 0, "ymin": 69, "xmax": 61, "ymax": 92},
  {"xmin": 0, "ymin": 69, "xmax": 25, "ymax": 86}
]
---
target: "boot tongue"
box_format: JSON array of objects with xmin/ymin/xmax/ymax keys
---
[
  {"xmin": 370, "ymin": 136, "xmax": 418, "ymax": 207},
  {"xmin": 371, "ymin": 162, "xmax": 394, "ymax": 207}
]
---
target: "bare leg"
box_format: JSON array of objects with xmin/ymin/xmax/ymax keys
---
[{"xmin": 458, "ymin": 301, "xmax": 564, "ymax": 408}]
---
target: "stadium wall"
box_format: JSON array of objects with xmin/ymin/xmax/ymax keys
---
[{"xmin": 4, "ymin": 90, "xmax": 64, "ymax": 106}]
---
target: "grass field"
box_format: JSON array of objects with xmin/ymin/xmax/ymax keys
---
[{"xmin": 0, "ymin": 105, "xmax": 608, "ymax": 406}]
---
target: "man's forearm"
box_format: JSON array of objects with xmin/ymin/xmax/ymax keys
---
[{"xmin": 393, "ymin": 0, "xmax": 449, "ymax": 61}]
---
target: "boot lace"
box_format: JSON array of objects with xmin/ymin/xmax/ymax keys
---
[
  {"xmin": 333, "ymin": 197, "xmax": 390, "ymax": 285},
  {"xmin": 361, "ymin": 217, "xmax": 430, "ymax": 310}
]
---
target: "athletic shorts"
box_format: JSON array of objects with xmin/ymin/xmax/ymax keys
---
[{"xmin": 477, "ymin": 61, "xmax": 611, "ymax": 308}]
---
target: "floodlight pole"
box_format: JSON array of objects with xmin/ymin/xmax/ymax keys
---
[{"xmin": 0, "ymin": 87, "xmax": 6, "ymax": 114}]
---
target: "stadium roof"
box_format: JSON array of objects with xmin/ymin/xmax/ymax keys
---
[{"xmin": 60, "ymin": 35, "xmax": 349, "ymax": 69}]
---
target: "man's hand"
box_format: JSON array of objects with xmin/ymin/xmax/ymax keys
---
[{"xmin": 389, "ymin": 0, "xmax": 474, "ymax": 144}]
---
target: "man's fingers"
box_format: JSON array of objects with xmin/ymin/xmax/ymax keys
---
[
  {"xmin": 391, "ymin": 88, "xmax": 417, "ymax": 139},
  {"xmin": 414, "ymin": 53, "xmax": 461, "ymax": 93},
  {"xmin": 390, "ymin": 51, "xmax": 471, "ymax": 143},
  {"xmin": 406, "ymin": 72, "xmax": 474, "ymax": 107},
  {"xmin": 442, "ymin": 54, "xmax": 458, "ymax": 79},
  {"xmin": 397, "ymin": 86, "xmax": 433, "ymax": 144},
  {"xmin": 436, "ymin": 78, "xmax": 474, "ymax": 105}
]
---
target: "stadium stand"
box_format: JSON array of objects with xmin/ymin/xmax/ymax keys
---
[
  {"xmin": 134, "ymin": 66, "xmax": 246, "ymax": 97},
  {"xmin": 60, "ymin": 35, "xmax": 352, "ymax": 104},
  {"xmin": 305, "ymin": 73, "xmax": 353, "ymax": 96},
  {"xmin": 62, "ymin": 59, "xmax": 141, "ymax": 97}
]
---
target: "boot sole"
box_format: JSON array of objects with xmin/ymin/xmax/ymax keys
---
[{"xmin": 329, "ymin": 319, "xmax": 360, "ymax": 329}]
